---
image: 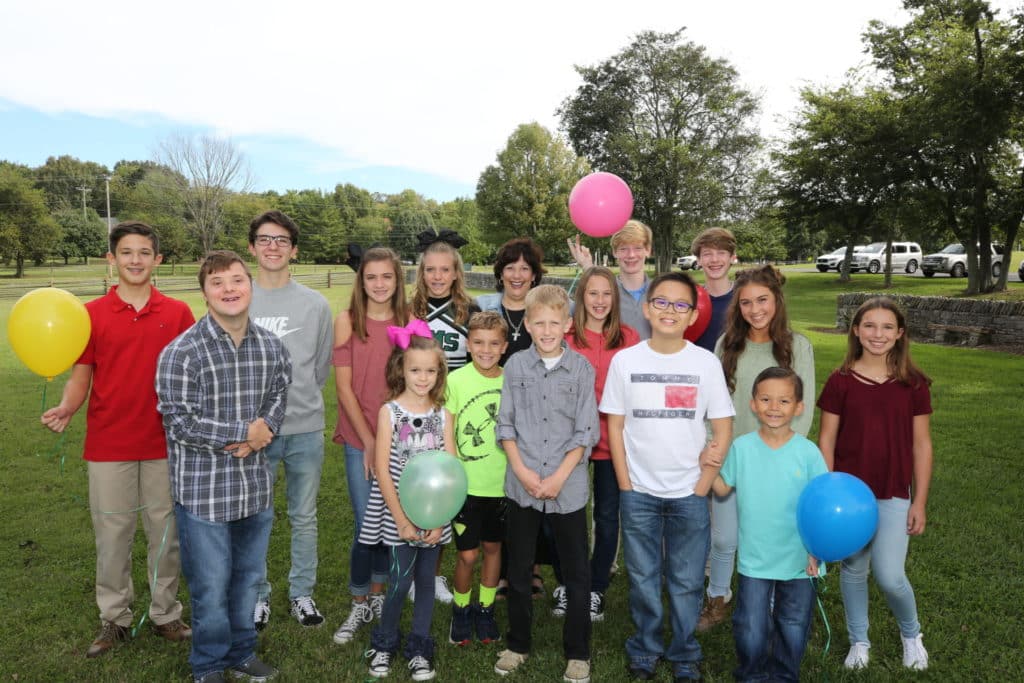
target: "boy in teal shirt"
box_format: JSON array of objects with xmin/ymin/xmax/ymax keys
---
[
  {"xmin": 704, "ymin": 366, "xmax": 827, "ymax": 682},
  {"xmin": 445, "ymin": 311, "xmax": 509, "ymax": 645}
]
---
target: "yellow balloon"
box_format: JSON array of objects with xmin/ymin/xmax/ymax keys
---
[{"xmin": 7, "ymin": 288, "xmax": 91, "ymax": 379}]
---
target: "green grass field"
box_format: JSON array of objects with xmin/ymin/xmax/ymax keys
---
[{"xmin": 1, "ymin": 265, "xmax": 1022, "ymax": 681}]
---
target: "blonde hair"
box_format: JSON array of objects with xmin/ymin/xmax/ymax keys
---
[
  {"xmin": 691, "ymin": 227, "xmax": 736, "ymax": 257},
  {"xmin": 610, "ymin": 219, "xmax": 652, "ymax": 252},
  {"xmin": 467, "ymin": 310, "xmax": 508, "ymax": 336},
  {"xmin": 524, "ymin": 284, "xmax": 570, "ymax": 319},
  {"xmin": 571, "ymin": 267, "xmax": 627, "ymax": 350},
  {"xmin": 411, "ymin": 241, "xmax": 473, "ymax": 324}
]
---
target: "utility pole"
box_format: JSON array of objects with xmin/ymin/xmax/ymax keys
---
[
  {"xmin": 105, "ymin": 176, "xmax": 113, "ymax": 280},
  {"xmin": 76, "ymin": 185, "xmax": 91, "ymax": 218}
]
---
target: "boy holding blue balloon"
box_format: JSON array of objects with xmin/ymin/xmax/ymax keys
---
[
  {"xmin": 494, "ymin": 285, "xmax": 598, "ymax": 683},
  {"xmin": 702, "ymin": 366, "xmax": 827, "ymax": 682}
]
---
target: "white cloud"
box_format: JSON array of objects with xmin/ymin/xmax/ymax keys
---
[{"xmin": 2, "ymin": 0, "xmax": 1017, "ymax": 185}]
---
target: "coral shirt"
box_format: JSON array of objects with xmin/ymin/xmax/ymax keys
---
[
  {"xmin": 77, "ymin": 286, "xmax": 196, "ymax": 462},
  {"xmin": 567, "ymin": 324, "xmax": 640, "ymax": 460}
]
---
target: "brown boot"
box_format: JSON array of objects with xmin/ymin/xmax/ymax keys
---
[
  {"xmin": 696, "ymin": 595, "xmax": 732, "ymax": 632},
  {"xmin": 152, "ymin": 618, "xmax": 192, "ymax": 642},
  {"xmin": 86, "ymin": 621, "xmax": 129, "ymax": 658}
]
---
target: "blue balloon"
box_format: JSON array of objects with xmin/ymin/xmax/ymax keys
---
[{"xmin": 797, "ymin": 472, "xmax": 879, "ymax": 562}]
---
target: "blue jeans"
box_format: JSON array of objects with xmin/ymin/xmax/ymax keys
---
[
  {"xmin": 257, "ymin": 431, "xmax": 324, "ymax": 601},
  {"xmin": 708, "ymin": 488, "xmax": 738, "ymax": 598},
  {"xmin": 590, "ymin": 459, "xmax": 620, "ymax": 593},
  {"xmin": 344, "ymin": 445, "xmax": 388, "ymax": 595},
  {"xmin": 620, "ymin": 490, "xmax": 709, "ymax": 679},
  {"xmin": 175, "ymin": 503, "xmax": 273, "ymax": 680},
  {"xmin": 841, "ymin": 497, "xmax": 920, "ymax": 644},
  {"xmin": 733, "ymin": 574, "xmax": 816, "ymax": 682},
  {"xmin": 371, "ymin": 543, "xmax": 439, "ymax": 656}
]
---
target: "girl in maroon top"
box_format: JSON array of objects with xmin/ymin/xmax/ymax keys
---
[
  {"xmin": 332, "ymin": 247, "xmax": 408, "ymax": 646},
  {"xmin": 817, "ymin": 297, "xmax": 933, "ymax": 672},
  {"xmin": 566, "ymin": 266, "xmax": 640, "ymax": 620}
]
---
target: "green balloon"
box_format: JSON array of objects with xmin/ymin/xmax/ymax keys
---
[{"xmin": 399, "ymin": 449, "xmax": 469, "ymax": 529}]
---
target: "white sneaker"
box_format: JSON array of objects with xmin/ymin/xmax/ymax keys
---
[
  {"xmin": 333, "ymin": 600, "xmax": 374, "ymax": 645},
  {"xmin": 434, "ymin": 576, "xmax": 454, "ymax": 604},
  {"xmin": 407, "ymin": 576, "xmax": 454, "ymax": 603},
  {"xmin": 902, "ymin": 633, "xmax": 929, "ymax": 670},
  {"xmin": 366, "ymin": 648, "xmax": 393, "ymax": 678},
  {"xmin": 368, "ymin": 592, "xmax": 385, "ymax": 618},
  {"xmin": 253, "ymin": 599, "xmax": 270, "ymax": 632},
  {"xmin": 289, "ymin": 595, "xmax": 324, "ymax": 627},
  {"xmin": 844, "ymin": 642, "xmax": 870, "ymax": 670}
]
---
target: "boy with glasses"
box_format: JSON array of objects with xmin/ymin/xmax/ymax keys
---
[{"xmin": 600, "ymin": 272, "xmax": 733, "ymax": 681}]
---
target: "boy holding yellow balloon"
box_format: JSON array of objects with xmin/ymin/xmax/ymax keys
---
[{"xmin": 40, "ymin": 221, "xmax": 196, "ymax": 658}]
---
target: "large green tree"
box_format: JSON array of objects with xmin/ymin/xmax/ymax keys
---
[
  {"xmin": 110, "ymin": 161, "xmax": 193, "ymax": 263},
  {"xmin": 0, "ymin": 163, "xmax": 61, "ymax": 277},
  {"xmin": 560, "ymin": 29, "xmax": 761, "ymax": 272},
  {"xmin": 53, "ymin": 208, "xmax": 107, "ymax": 264},
  {"xmin": 475, "ymin": 122, "xmax": 589, "ymax": 257},
  {"xmin": 865, "ymin": 0, "xmax": 1024, "ymax": 292},
  {"xmin": 34, "ymin": 155, "xmax": 110, "ymax": 215}
]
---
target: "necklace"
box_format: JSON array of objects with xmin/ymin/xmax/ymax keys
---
[{"xmin": 502, "ymin": 306, "xmax": 524, "ymax": 342}]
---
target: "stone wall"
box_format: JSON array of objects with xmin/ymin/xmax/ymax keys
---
[
  {"xmin": 406, "ymin": 268, "xmax": 578, "ymax": 292},
  {"xmin": 836, "ymin": 293, "xmax": 1024, "ymax": 348}
]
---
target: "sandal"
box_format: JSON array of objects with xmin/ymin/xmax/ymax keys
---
[{"xmin": 531, "ymin": 573, "xmax": 545, "ymax": 599}]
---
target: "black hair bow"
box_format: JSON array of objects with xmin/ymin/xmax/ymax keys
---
[
  {"xmin": 345, "ymin": 242, "xmax": 382, "ymax": 272},
  {"xmin": 416, "ymin": 229, "xmax": 468, "ymax": 253}
]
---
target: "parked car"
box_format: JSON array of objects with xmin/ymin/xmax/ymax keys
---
[
  {"xmin": 849, "ymin": 241, "xmax": 923, "ymax": 274},
  {"xmin": 676, "ymin": 254, "xmax": 700, "ymax": 270},
  {"xmin": 816, "ymin": 245, "xmax": 866, "ymax": 272},
  {"xmin": 921, "ymin": 243, "xmax": 1004, "ymax": 278}
]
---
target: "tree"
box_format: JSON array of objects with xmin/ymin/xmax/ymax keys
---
[
  {"xmin": 54, "ymin": 208, "xmax": 107, "ymax": 264},
  {"xmin": 34, "ymin": 155, "xmax": 110, "ymax": 214},
  {"xmin": 773, "ymin": 86, "xmax": 906, "ymax": 282},
  {"xmin": 384, "ymin": 190, "xmax": 439, "ymax": 261},
  {"xmin": 277, "ymin": 189, "xmax": 346, "ymax": 263},
  {"xmin": 560, "ymin": 29, "xmax": 762, "ymax": 272},
  {"xmin": 0, "ymin": 163, "xmax": 61, "ymax": 277},
  {"xmin": 156, "ymin": 133, "xmax": 253, "ymax": 254},
  {"xmin": 865, "ymin": 0, "xmax": 1024, "ymax": 293},
  {"xmin": 110, "ymin": 161, "xmax": 193, "ymax": 263},
  {"xmin": 475, "ymin": 122, "xmax": 589, "ymax": 257},
  {"xmin": 435, "ymin": 198, "xmax": 491, "ymax": 266}
]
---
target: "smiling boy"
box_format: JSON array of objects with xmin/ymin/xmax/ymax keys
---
[{"xmin": 691, "ymin": 227, "xmax": 737, "ymax": 352}]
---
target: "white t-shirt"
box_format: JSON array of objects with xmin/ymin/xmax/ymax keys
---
[{"xmin": 600, "ymin": 341, "xmax": 734, "ymax": 498}]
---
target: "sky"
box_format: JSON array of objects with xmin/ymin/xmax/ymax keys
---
[{"xmin": 1, "ymin": 1, "xmax": 1018, "ymax": 202}]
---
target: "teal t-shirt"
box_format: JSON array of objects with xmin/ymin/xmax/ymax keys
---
[
  {"xmin": 720, "ymin": 430, "xmax": 829, "ymax": 580},
  {"xmin": 445, "ymin": 364, "xmax": 507, "ymax": 497}
]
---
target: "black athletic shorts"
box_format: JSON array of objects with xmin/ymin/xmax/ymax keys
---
[{"xmin": 452, "ymin": 495, "xmax": 507, "ymax": 551}]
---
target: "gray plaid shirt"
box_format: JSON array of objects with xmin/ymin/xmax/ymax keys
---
[
  {"xmin": 496, "ymin": 344, "xmax": 599, "ymax": 514},
  {"xmin": 156, "ymin": 314, "xmax": 291, "ymax": 522}
]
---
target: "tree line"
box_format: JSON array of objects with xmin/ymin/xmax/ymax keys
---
[{"xmin": 1, "ymin": 1, "xmax": 1020, "ymax": 293}]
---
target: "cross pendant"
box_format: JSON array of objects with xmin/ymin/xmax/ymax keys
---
[{"xmin": 511, "ymin": 331, "xmax": 520, "ymax": 341}]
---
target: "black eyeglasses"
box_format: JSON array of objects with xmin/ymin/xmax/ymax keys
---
[
  {"xmin": 255, "ymin": 235, "xmax": 293, "ymax": 247},
  {"xmin": 649, "ymin": 297, "xmax": 695, "ymax": 313}
]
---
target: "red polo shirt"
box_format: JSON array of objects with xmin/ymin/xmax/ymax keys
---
[{"xmin": 77, "ymin": 286, "xmax": 195, "ymax": 462}]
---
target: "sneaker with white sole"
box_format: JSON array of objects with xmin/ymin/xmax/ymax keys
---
[
  {"xmin": 589, "ymin": 591, "xmax": 605, "ymax": 622},
  {"xmin": 407, "ymin": 576, "xmax": 454, "ymax": 604},
  {"xmin": 365, "ymin": 648, "xmax": 393, "ymax": 678},
  {"xmin": 369, "ymin": 592, "xmax": 385, "ymax": 618},
  {"xmin": 289, "ymin": 596, "xmax": 324, "ymax": 627},
  {"xmin": 253, "ymin": 599, "xmax": 270, "ymax": 632},
  {"xmin": 333, "ymin": 600, "xmax": 374, "ymax": 645},
  {"xmin": 408, "ymin": 654, "xmax": 436, "ymax": 681},
  {"xmin": 563, "ymin": 659, "xmax": 591, "ymax": 683},
  {"xmin": 228, "ymin": 656, "xmax": 277, "ymax": 681},
  {"xmin": 901, "ymin": 633, "xmax": 928, "ymax": 670},
  {"xmin": 495, "ymin": 649, "xmax": 528, "ymax": 676},
  {"xmin": 551, "ymin": 585, "xmax": 567, "ymax": 617},
  {"xmin": 844, "ymin": 642, "xmax": 870, "ymax": 670}
]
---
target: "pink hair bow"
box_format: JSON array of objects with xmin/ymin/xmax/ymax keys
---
[{"xmin": 387, "ymin": 318, "xmax": 432, "ymax": 349}]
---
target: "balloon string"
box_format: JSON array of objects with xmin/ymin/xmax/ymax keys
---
[
  {"xmin": 812, "ymin": 575, "xmax": 831, "ymax": 681},
  {"xmin": 566, "ymin": 269, "xmax": 583, "ymax": 298},
  {"xmin": 387, "ymin": 544, "xmax": 417, "ymax": 601},
  {"xmin": 98, "ymin": 503, "xmax": 172, "ymax": 638},
  {"xmin": 38, "ymin": 380, "xmax": 69, "ymax": 473}
]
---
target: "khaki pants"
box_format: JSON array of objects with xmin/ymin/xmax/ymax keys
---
[{"xmin": 88, "ymin": 460, "xmax": 183, "ymax": 626}]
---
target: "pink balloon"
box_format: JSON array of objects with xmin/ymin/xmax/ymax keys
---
[{"xmin": 568, "ymin": 172, "xmax": 634, "ymax": 238}]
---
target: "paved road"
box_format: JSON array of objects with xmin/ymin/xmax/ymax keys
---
[{"xmin": 791, "ymin": 266, "xmax": 1022, "ymax": 283}]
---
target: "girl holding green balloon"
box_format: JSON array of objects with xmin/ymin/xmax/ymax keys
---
[{"xmin": 358, "ymin": 323, "xmax": 457, "ymax": 682}]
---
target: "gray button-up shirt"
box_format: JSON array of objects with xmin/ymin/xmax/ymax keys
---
[{"xmin": 496, "ymin": 344, "xmax": 599, "ymax": 514}]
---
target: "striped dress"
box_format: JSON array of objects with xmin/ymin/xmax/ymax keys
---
[
  {"xmin": 358, "ymin": 401, "xmax": 453, "ymax": 545},
  {"xmin": 426, "ymin": 296, "xmax": 479, "ymax": 370}
]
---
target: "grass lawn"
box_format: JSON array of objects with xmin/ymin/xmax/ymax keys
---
[{"xmin": 1, "ymin": 266, "xmax": 1022, "ymax": 681}]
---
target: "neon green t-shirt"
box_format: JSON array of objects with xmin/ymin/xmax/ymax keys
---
[{"xmin": 445, "ymin": 363, "xmax": 507, "ymax": 497}]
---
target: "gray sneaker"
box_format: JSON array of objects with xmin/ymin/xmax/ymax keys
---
[
  {"xmin": 228, "ymin": 656, "xmax": 277, "ymax": 682},
  {"xmin": 333, "ymin": 600, "xmax": 374, "ymax": 645}
]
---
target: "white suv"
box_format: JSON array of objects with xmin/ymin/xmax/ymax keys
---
[
  {"xmin": 816, "ymin": 245, "xmax": 866, "ymax": 272},
  {"xmin": 921, "ymin": 243, "xmax": 1004, "ymax": 278},
  {"xmin": 850, "ymin": 242, "xmax": 923, "ymax": 274}
]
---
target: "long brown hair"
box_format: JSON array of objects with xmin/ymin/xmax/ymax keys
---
[
  {"xmin": 348, "ymin": 246, "xmax": 408, "ymax": 341},
  {"xmin": 384, "ymin": 335, "xmax": 448, "ymax": 408},
  {"xmin": 411, "ymin": 241, "xmax": 472, "ymax": 324},
  {"xmin": 842, "ymin": 297, "xmax": 931, "ymax": 387},
  {"xmin": 571, "ymin": 267, "xmax": 627, "ymax": 350},
  {"xmin": 720, "ymin": 265, "xmax": 793, "ymax": 394}
]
